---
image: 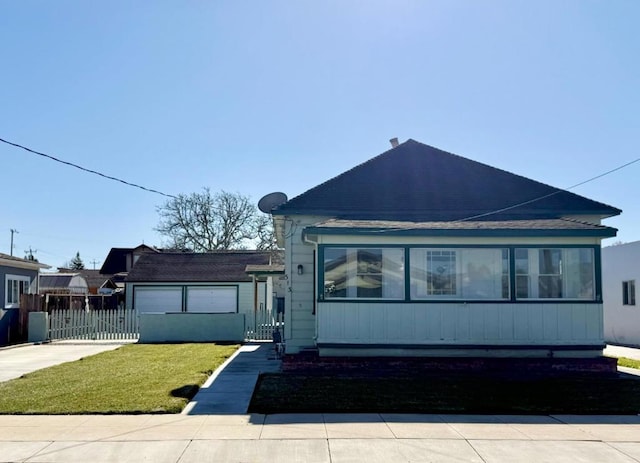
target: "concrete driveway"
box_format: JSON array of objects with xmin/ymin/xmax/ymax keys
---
[{"xmin": 0, "ymin": 340, "xmax": 134, "ymax": 383}]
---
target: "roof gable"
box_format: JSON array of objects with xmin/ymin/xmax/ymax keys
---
[
  {"xmin": 99, "ymin": 244, "xmax": 157, "ymax": 274},
  {"xmin": 273, "ymin": 140, "xmax": 621, "ymax": 221},
  {"xmin": 126, "ymin": 251, "xmax": 272, "ymax": 283}
]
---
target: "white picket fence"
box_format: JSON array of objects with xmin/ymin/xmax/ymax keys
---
[
  {"xmin": 49, "ymin": 308, "xmax": 139, "ymax": 341},
  {"xmin": 245, "ymin": 309, "xmax": 284, "ymax": 341}
]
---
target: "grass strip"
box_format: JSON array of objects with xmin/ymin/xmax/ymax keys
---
[
  {"xmin": 617, "ymin": 356, "xmax": 640, "ymax": 370},
  {"xmin": 250, "ymin": 373, "xmax": 640, "ymax": 414},
  {"xmin": 0, "ymin": 343, "xmax": 237, "ymax": 414}
]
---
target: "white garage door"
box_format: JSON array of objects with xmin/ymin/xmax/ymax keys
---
[
  {"xmin": 134, "ymin": 287, "xmax": 182, "ymax": 313},
  {"xmin": 187, "ymin": 286, "xmax": 237, "ymax": 313}
]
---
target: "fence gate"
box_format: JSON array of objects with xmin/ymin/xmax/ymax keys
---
[
  {"xmin": 49, "ymin": 308, "xmax": 139, "ymax": 341},
  {"xmin": 245, "ymin": 308, "xmax": 283, "ymax": 341}
]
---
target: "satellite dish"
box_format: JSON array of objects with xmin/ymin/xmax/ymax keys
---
[{"xmin": 258, "ymin": 192, "xmax": 288, "ymax": 213}]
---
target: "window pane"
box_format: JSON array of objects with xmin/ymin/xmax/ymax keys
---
[
  {"xmin": 539, "ymin": 249, "xmax": 561, "ymax": 275},
  {"xmin": 516, "ymin": 275, "xmax": 529, "ymax": 298},
  {"xmin": 516, "ymin": 248, "xmax": 595, "ymax": 300},
  {"xmin": 411, "ymin": 248, "xmax": 509, "ymax": 300},
  {"xmin": 323, "ymin": 247, "xmax": 404, "ymax": 299},
  {"xmin": 539, "ymin": 275, "xmax": 562, "ymax": 298},
  {"xmin": 427, "ymin": 250, "xmax": 456, "ymax": 295},
  {"xmin": 357, "ymin": 249, "xmax": 382, "ymax": 298},
  {"xmin": 564, "ymin": 248, "xmax": 594, "ymax": 299},
  {"xmin": 324, "ymin": 248, "xmax": 347, "ymax": 298},
  {"xmin": 623, "ymin": 280, "xmax": 636, "ymax": 306}
]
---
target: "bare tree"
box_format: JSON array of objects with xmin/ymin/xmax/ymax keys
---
[
  {"xmin": 156, "ymin": 189, "xmax": 267, "ymax": 251},
  {"xmin": 254, "ymin": 213, "xmax": 279, "ymax": 251}
]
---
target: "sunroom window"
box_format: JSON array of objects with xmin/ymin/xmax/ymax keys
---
[
  {"xmin": 410, "ymin": 248, "xmax": 509, "ymax": 300},
  {"xmin": 514, "ymin": 248, "xmax": 595, "ymax": 300},
  {"xmin": 323, "ymin": 247, "xmax": 404, "ymax": 299}
]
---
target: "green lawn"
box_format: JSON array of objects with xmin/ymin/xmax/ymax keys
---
[
  {"xmin": 617, "ymin": 356, "xmax": 640, "ymax": 370},
  {"xmin": 250, "ymin": 370, "xmax": 640, "ymax": 415},
  {"xmin": 0, "ymin": 343, "xmax": 238, "ymax": 414}
]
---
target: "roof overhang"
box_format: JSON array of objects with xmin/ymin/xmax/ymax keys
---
[
  {"xmin": 303, "ymin": 218, "xmax": 618, "ymax": 241},
  {"xmin": 245, "ymin": 264, "xmax": 285, "ymax": 276},
  {"xmin": 0, "ymin": 256, "xmax": 50, "ymax": 271}
]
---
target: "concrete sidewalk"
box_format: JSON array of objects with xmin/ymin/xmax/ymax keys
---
[
  {"xmin": 1, "ymin": 413, "xmax": 640, "ymax": 462},
  {"xmin": 184, "ymin": 342, "xmax": 282, "ymax": 415},
  {"xmin": 1, "ymin": 342, "xmax": 640, "ymax": 462},
  {"xmin": 606, "ymin": 344, "xmax": 640, "ymax": 361}
]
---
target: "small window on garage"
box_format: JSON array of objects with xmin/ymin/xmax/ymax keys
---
[
  {"xmin": 187, "ymin": 286, "xmax": 237, "ymax": 313},
  {"xmin": 623, "ymin": 280, "xmax": 636, "ymax": 306}
]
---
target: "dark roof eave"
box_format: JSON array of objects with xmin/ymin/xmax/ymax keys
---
[
  {"xmin": 303, "ymin": 227, "xmax": 618, "ymax": 239},
  {"xmin": 126, "ymin": 278, "xmax": 253, "ymax": 283},
  {"xmin": 274, "ymin": 208, "xmax": 621, "ymax": 219}
]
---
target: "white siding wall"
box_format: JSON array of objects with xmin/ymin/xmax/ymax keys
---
[
  {"xmin": 317, "ymin": 302, "xmax": 603, "ymax": 346},
  {"xmin": 283, "ymin": 219, "xmax": 605, "ymax": 354},
  {"xmin": 603, "ymin": 241, "xmax": 640, "ymax": 346},
  {"xmin": 283, "ymin": 216, "xmax": 328, "ymax": 353}
]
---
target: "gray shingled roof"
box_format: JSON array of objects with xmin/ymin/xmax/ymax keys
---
[
  {"xmin": 303, "ymin": 218, "xmax": 617, "ymax": 238},
  {"xmin": 273, "ymin": 139, "xmax": 621, "ymax": 221},
  {"xmin": 126, "ymin": 252, "xmax": 272, "ymax": 283}
]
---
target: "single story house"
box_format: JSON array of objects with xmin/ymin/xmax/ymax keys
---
[
  {"xmin": 271, "ymin": 139, "xmax": 620, "ymax": 358},
  {"xmin": 602, "ymin": 241, "xmax": 640, "ymax": 346},
  {"xmin": 1, "ymin": 252, "xmax": 50, "ymax": 345}
]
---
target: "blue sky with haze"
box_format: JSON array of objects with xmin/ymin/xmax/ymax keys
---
[{"xmin": 1, "ymin": 1, "xmax": 638, "ymax": 269}]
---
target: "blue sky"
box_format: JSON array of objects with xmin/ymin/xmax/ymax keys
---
[{"xmin": 1, "ymin": 1, "xmax": 638, "ymax": 269}]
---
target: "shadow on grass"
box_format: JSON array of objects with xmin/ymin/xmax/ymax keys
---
[
  {"xmin": 171, "ymin": 384, "xmax": 200, "ymax": 400},
  {"xmin": 249, "ymin": 372, "xmax": 640, "ymax": 415}
]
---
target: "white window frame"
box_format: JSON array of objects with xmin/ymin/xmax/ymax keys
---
[
  {"xmin": 514, "ymin": 248, "xmax": 595, "ymax": 301},
  {"xmin": 5, "ymin": 274, "xmax": 32, "ymax": 309}
]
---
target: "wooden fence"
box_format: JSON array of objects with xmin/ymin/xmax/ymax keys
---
[{"xmin": 49, "ymin": 308, "xmax": 139, "ymax": 341}]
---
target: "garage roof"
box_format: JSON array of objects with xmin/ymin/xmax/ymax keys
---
[{"xmin": 126, "ymin": 251, "xmax": 272, "ymax": 283}]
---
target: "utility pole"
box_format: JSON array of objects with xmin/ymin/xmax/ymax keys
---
[
  {"xmin": 90, "ymin": 259, "xmax": 100, "ymax": 270},
  {"xmin": 25, "ymin": 247, "xmax": 37, "ymax": 261},
  {"xmin": 10, "ymin": 229, "xmax": 18, "ymax": 256}
]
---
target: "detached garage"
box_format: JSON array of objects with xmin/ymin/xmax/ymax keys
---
[
  {"xmin": 126, "ymin": 251, "xmax": 272, "ymax": 314},
  {"xmin": 126, "ymin": 251, "xmax": 274, "ymax": 342}
]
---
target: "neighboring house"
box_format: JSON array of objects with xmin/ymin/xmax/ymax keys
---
[
  {"xmin": 39, "ymin": 273, "xmax": 89, "ymax": 294},
  {"xmin": 602, "ymin": 241, "xmax": 640, "ymax": 346},
  {"xmin": 100, "ymin": 244, "xmax": 158, "ymax": 276},
  {"xmin": 125, "ymin": 251, "xmax": 276, "ymax": 315},
  {"xmin": 0, "ymin": 252, "xmax": 50, "ymax": 345},
  {"xmin": 271, "ymin": 139, "xmax": 620, "ymax": 357}
]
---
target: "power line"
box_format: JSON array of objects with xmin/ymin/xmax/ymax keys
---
[
  {"xmin": 456, "ymin": 156, "xmax": 640, "ymax": 222},
  {"xmin": 0, "ymin": 137, "xmax": 176, "ymax": 199}
]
